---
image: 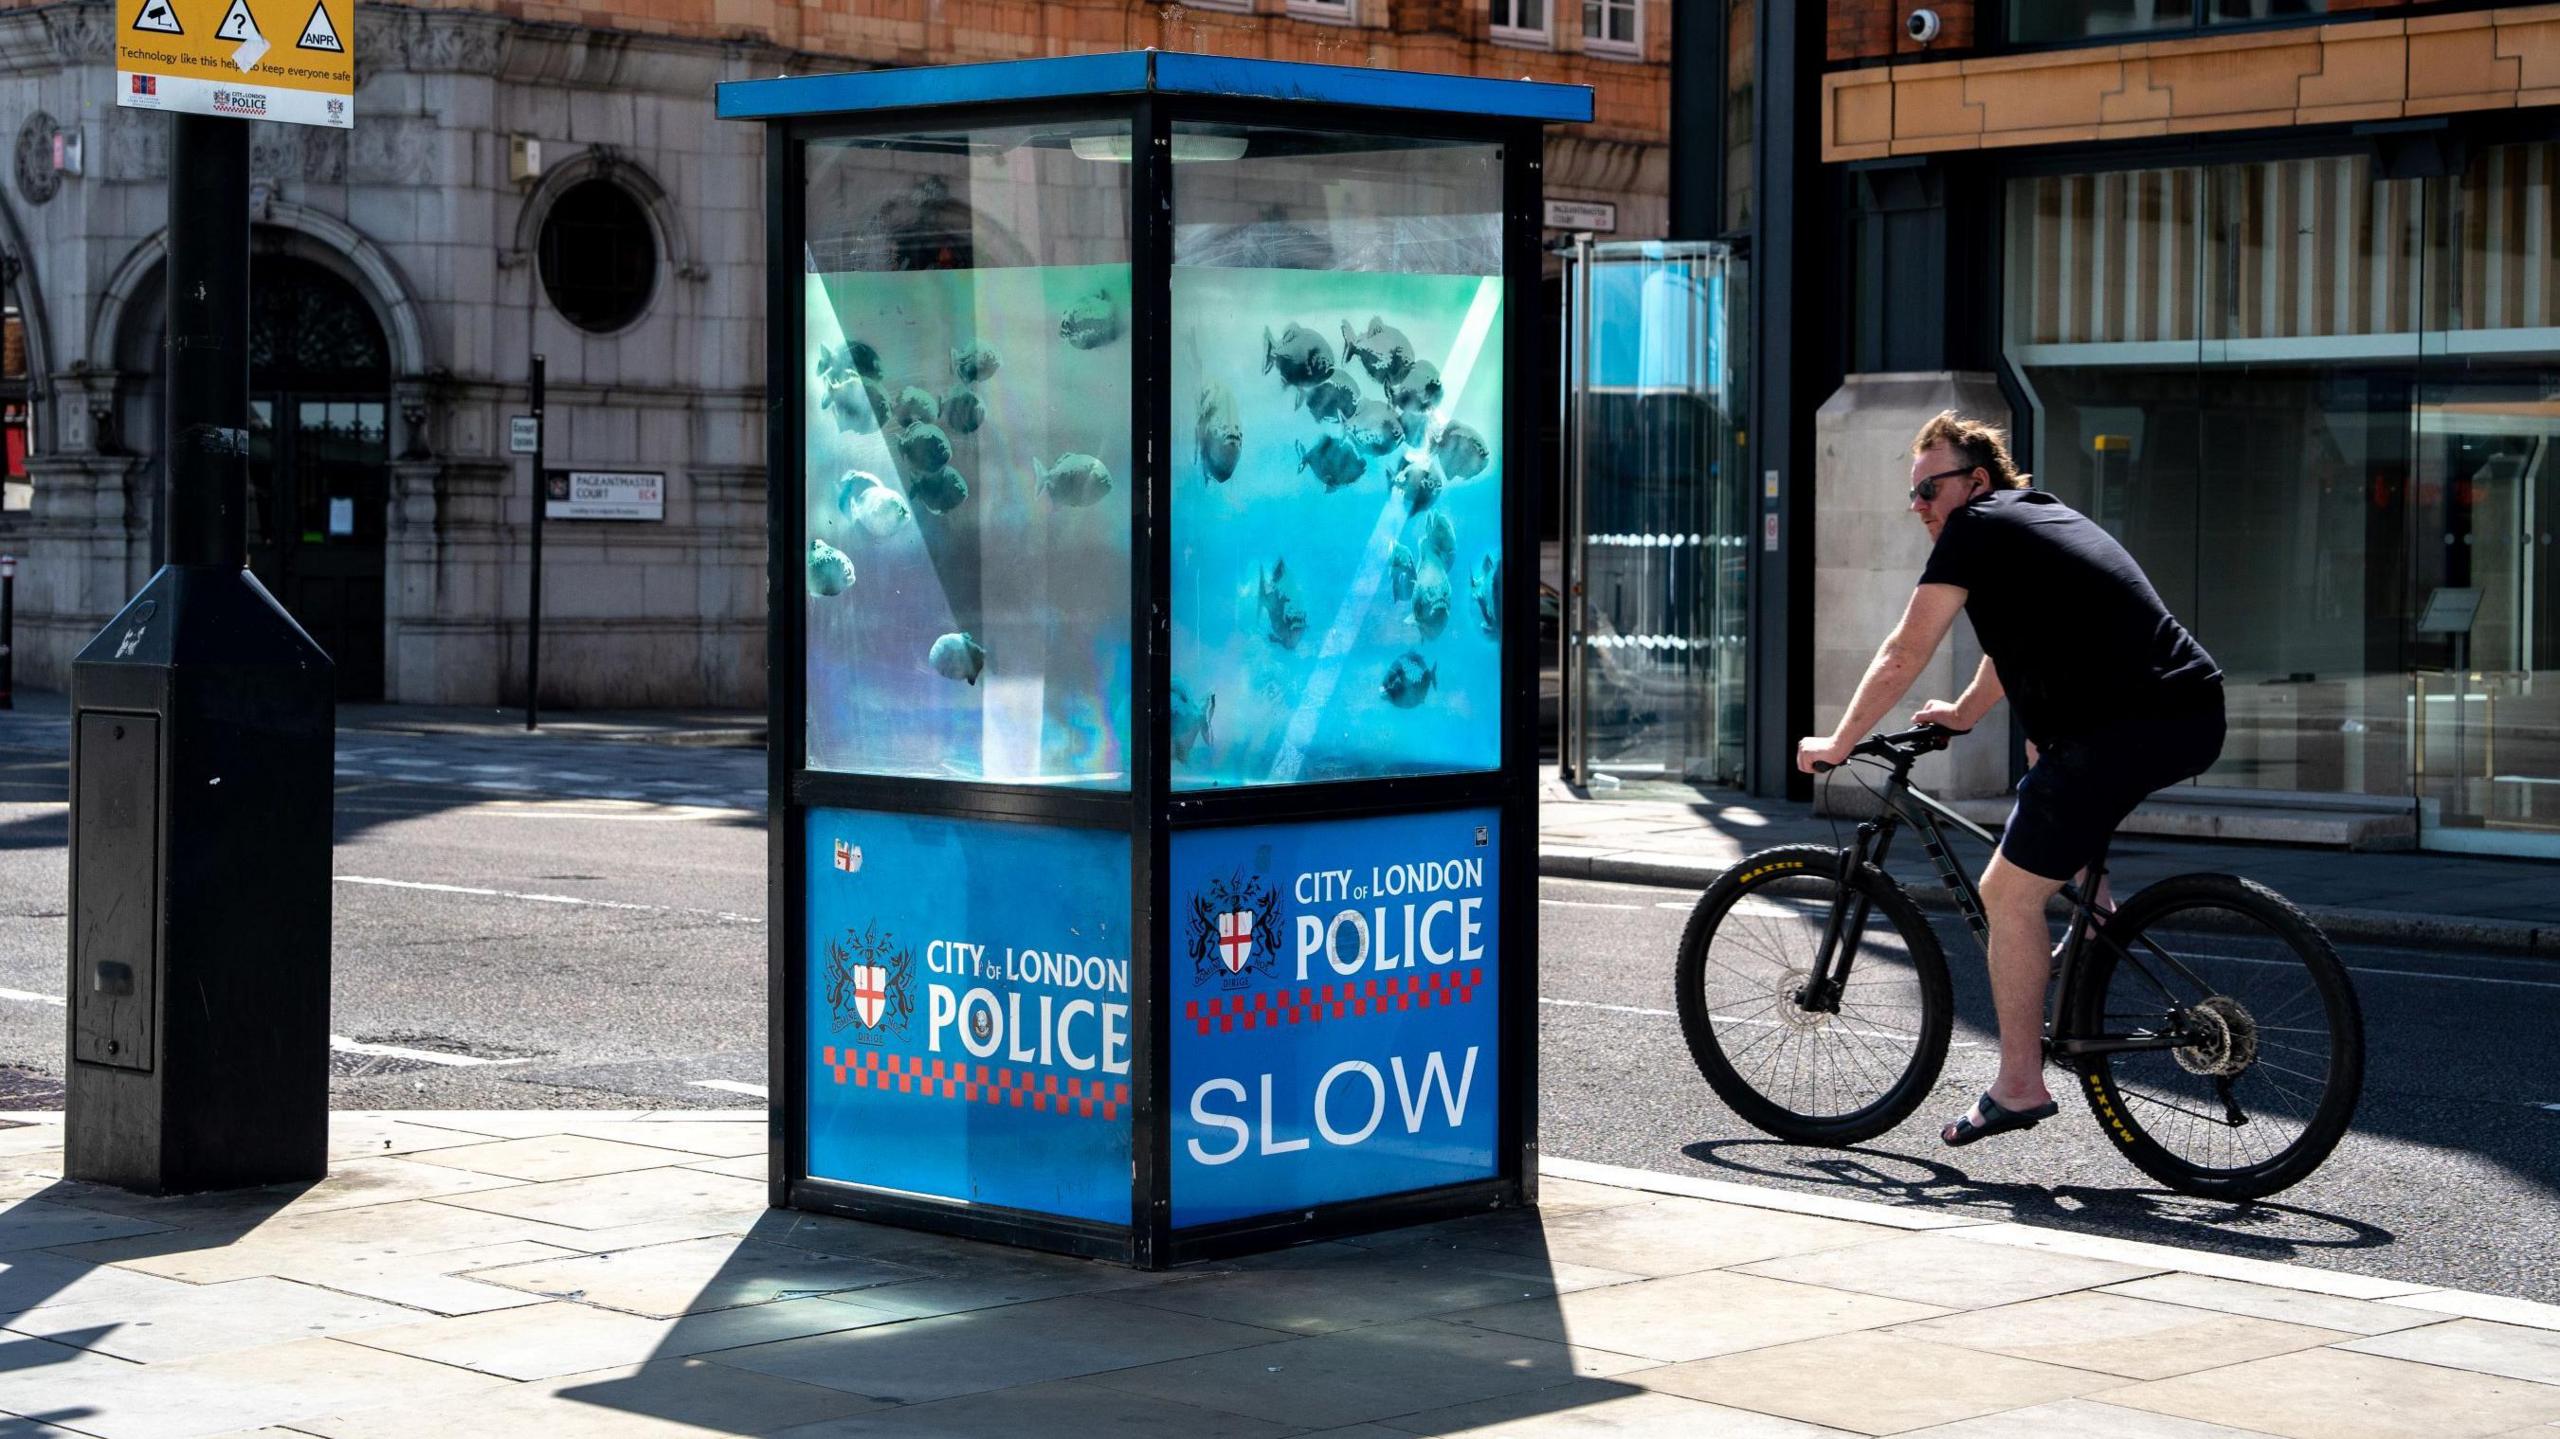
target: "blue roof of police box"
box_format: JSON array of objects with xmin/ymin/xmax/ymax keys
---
[{"xmin": 716, "ymin": 50, "xmax": 1593, "ymax": 125}]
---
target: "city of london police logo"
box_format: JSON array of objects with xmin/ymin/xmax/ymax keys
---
[
  {"xmin": 824, "ymin": 921, "xmax": 916, "ymax": 1042},
  {"xmin": 1188, "ymin": 869, "xmax": 1284, "ymax": 991}
]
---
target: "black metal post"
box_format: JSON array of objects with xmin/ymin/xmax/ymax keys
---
[
  {"xmin": 526, "ymin": 354, "xmax": 545, "ymax": 730},
  {"xmin": 165, "ymin": 117, "xmax": 249, "ymax": 572},
  {"xmin": 1, "ymin": 554, "xmax": 14, "ymax": 710}
]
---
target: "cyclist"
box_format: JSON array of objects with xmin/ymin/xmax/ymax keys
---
[{"xmin": 1795, "ymin": 411, "xmax": 2224, "ymax": 1148}]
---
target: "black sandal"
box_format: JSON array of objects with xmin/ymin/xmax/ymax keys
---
[{"xmin": 1942, "ymin": 1090, "xmax": 2059, "ymax": 1148}]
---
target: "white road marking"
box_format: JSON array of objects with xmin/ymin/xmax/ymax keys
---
[
  {"xmin": 0, "ymin": 987, "xmax": 62, "ymax": 1007},
  {"xmin": 1541, "ymin": 995, "xmax": 1672, "ymax": 1017},
  {"xmin": 692, "ymin": 1079, "xmax": 768, "ymax": 1098},
  {"xmin": 1541, "ymin": 898, "xmax": 1641, "ymax": 911},
  {"xmin": 335, "ymin": 875, "xmax": 762, "ymax": 924},
  {"xmin": 0, "ymin": 988, "xmax": 515, "ymax": 1067}
]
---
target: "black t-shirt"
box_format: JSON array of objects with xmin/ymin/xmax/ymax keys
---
[{"xmin": 1917, "ymin": 488, "xmax": 2220, "ymax": 744}]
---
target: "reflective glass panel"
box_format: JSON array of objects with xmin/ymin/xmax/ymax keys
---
[
  {"xmin": 801, "ymin": 122, "xmax": 1132, "ymax": 786},
  {"xmin": 1166, "ymin": 124, "xmax": 1505, "ymax": 789}
]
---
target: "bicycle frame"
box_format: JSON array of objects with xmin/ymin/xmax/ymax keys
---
[{"xmin": 1805, "ymin": 760, "xmax": 2214, "ymax": 1062}]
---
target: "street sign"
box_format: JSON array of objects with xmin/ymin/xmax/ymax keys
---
[
  {"xmin": 545, "ymin": 470, "xmax": 665, "ymax": 522},
  {"xmin": 509, "ymin": 415, "xmax": 539, "ymax": 455},
  {"xmin": 1543, "ymin": 198, "xmax": 1617, "ymax": 233},
  {"xmin": 116, "ymin": 0, "xmax": 354, "ymax": 129}
]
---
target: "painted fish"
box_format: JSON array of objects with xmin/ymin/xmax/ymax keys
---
[
  {"xmin": 1299, "ymin": 376, "xmax": 1360, "ymax": 424},
  {"xmin": 1417, "ymin": 509, "xmax": 1457, "ymax": 572},
  {"xmin": 1380, "ymin": 650, "xmax": 1438, "ymax": 708},
  {"xmin": 1196, "ymin": 381, "xmax": 1243, "ymax": 482},
  {"xmin": 1262, "ymin": 324, "xmax": 1337, "ymax": 388},
  {"xmin": 1340, "ymin": 316, "xmax": 1417, "ymax": 386},
  {"xmin": 952, "ymin": 340, "xmax": 1002, "ymax": 384},
  {"xmin": 928, "ymin": 631, "xmax": 986, "ymax": 686},
  {"xmin": 1472, "ymin": 552, "xmax": 1502, "ymax": 635},
  {"xmin": 909, "ymin": 464, "xmax": 969, "ymax": 514},
  {"xmin": 823, "ymin": 374, "xmax": 885, "ymax": 435},
  {"xmin": 899, "ymin": 423, "xmax": 952, "ymax": 475},
  {"xmin": 833, "ymin": 467, "xmax": 885, "ymax": 509},
  {"xmin": 1344, "ymin": 399, "xmax": 1406, "ymax": 457},
  {"xmin": 849, "ymin": 485, "xmax": 911, "ymax": 540},
  {"xmin": 891, "ymin": 386, "xmax": 941, "ymax": 429},
  {"xmin": 1389, "ymin": 359, "xmax": 1445, "ymax": 425},
  {"xmin": 1257, "ymin": 558, "xmax": 1308, "ymax": 650},
  {"xmin": 1061, "ymin": 289, "xmax": 1124, "ymax": 349},
  {"xmin": 1297, "ymin": 434, "xmax": 1367, "ymax": 492},
  {"xmin": 1170, "ymin": 683, "xmax": 1217, "ymax": 762},
  {"xmin": 1036, "ymin": 453, "xmax": 1114, "ymax": 507},
  {"xmin": 942, "ymin": 388, "xmax": 986, "ymax": 436},
  {"xmin": 1432, "ymin": 422, "xmax": 1492, "ymax": 483},
  {"xmin": 1393, "ymin": 457, "xmax": 1444, "ymax": 516},
  {"xmin": 1388, "ymin": 542, "xmax": 1419, "ymax": 602},
  {"xmin": 816, "ymin": 339, "xmax": 881, "ymax": 383},
  {"xmin": 1410, "ymin": 571, "xmax": 1451, "ymax": 641},
  {"xmin": 807, "ymin": 537, "xmax": 856, "ymax": 597}
]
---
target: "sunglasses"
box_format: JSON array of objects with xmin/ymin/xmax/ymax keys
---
[{"xmin": 1909, "ymin": 467, "xmax": 1980, "ymax": 504}]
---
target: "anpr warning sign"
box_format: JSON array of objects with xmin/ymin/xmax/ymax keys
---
[{"xmin": 117, "ymin": 0, "xmax": 353, "ymax": 129}]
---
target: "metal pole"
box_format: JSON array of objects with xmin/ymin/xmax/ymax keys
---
[
  {"xmin": 164, "ymin": 115, "xmax": 249, "ymax": 572},
  {"xmin": 0, "ymin": 553, "xmax": 14, "ymax": 710},
  {"xmin": 526, "ymin": 354, "xmax": 544, "ymax": 731}
]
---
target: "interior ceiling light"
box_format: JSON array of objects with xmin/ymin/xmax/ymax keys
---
[{"xmin": 1069, "ymin": 133, "xmax": 1249, "ymax": 164}]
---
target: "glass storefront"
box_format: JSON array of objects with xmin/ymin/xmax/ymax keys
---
[{"xmin": 2005, "ymin": 146, "xmax": 2560, "ymax": 855}]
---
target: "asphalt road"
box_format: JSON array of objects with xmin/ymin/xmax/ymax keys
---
[{"xmin": 0, "ymin": 719, "xmax": 2551, "ymax": 1302}]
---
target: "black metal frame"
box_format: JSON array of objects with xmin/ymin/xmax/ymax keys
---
[{"xmin": 764, "ymin": 91, "xmax": 1548, "ymax": 1268}]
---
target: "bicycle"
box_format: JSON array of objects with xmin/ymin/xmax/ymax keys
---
[{"xmin": 1674, "ymin": 723, "xmax": 2364, "ymax": 1201}]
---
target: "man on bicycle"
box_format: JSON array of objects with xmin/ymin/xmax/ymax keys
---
[{"xmin": 1795, "ymin": 411, "xmax": 2225, "ymax": 1148}]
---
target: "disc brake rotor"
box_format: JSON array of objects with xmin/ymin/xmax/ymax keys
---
[
  {"xmin": 2172, "ymin": 994, "xmax": 2258, "ymax": 1078},
  {"xmin": 1777, "ymin": 968, "xmax": 1832, "ymax": 1032}
]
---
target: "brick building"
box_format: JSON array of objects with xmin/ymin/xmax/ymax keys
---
[{"xmin": 0, "ymin": 0, "xmax": 1670, "ymax": 704}]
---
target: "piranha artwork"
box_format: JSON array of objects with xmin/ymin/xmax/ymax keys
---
[
  {"xmin": 942, "ymin": 388, "xmax": 986, "ymax": 436},
  {"xmin": 1431, "ymin": 422, "xmax": 1492, "ymax": 483},
  {"xmin": 815, "ymin": 339, "xmax": 881, "ymax": 384},
  {"xmin": 1257, "ymin": 558, "xmax": 1309, "ymax": 650},
  {"xmin": 1035, "ymin": 453, "xmax": 1115, "ymax": 507},
  {"xmin": 1387, "ymin": 542, "xmax": 1419, "ymax": 602},
  {"xmin": 822, "ymin": 375, "xmax": 886, "ymax": 435},
  {"xmin": 1416, "ymin": 509, "xmax": 1458, "ymax": 572},
  {"xmin": 1389, "ymin": 360, "xmax": 1446, "ymax": 439},
  {"xmin": 1297, "ymin": 434, "xmax": 1368, "ymax": 492},
  {"xmin": 952, "ymin": 340, "xmax": 1002, "ymax": 384},
  {"xmin": 1196, "ymin": 381, "xmax": 1243, "ymax": 482},
  {"xmin": 891, "ymin": 386, "xmax": 941, "ymax": 430},
  {"xmin": 1060, "ymin": 289, "xmax": 1124, "ymax": 350},
  {"xmin": 807, "ymin": 537, "xmax": 856, "ymax": 597},
  {"xmin": 1392, "ymin": 456, "xmax": 1444, "ymax": 516},
  {"xmin": 1170, "ymin": 683, "xmax": 1217, "ymax": 762},
  {"xmin": 1410, "ymin": 570, "xmax": 1452, "ymax": 641},
  {"xmin": 1472, "ymin": 552, "xmax": 1502, "ymax": 635},
  {"xmin": 847, "ymin": 483, "xmax": 911, "ymax": 541},
  {"xmin": 1344, "ymin": 399, "xmax": 1406, "ymax": 458},
  {"xmin": 1298, "ymin": 376, "xmax": 1360, "ymax": 425},
  {"xmin": 908, "ymin": 464, "xmax": 969, "ymax": 514},
  {"xmin": 1340, "ymin": 316, "xmax": 1417, "ymax": 386},
  {"xmin": 1263, "ymin": 324, "xmax": 1338, "ymax": 388},
  {"xmin": 928, "ymin": 631, "xmax": 987, "ymax": 686},
  {"xmin": 898, "ymin": 423, "xmax": 953, "ymax": 475},
  {"xmin": 1380, "ymin": 650, "xmax": 1439, "ymax": 709}
]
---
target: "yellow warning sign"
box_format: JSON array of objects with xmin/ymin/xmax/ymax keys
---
[{"xmin": 116, "ymin": 0, "xmax": 352, "ymax": 129}]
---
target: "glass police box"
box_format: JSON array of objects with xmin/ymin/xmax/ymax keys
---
[{"xmin": 720, "ymin": 52, "xmax": 1589, "ymax": 1267}]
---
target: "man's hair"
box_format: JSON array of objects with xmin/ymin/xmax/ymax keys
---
[{"xmin": 1910, "ymin": 411, "xmax": 2028, "ymax": 490}]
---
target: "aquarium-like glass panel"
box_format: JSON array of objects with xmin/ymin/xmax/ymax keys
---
[
  {"xmin": 802, "ymin": 122, "xmax": 1133, "ymax": 786},
  {"xmin": 1167, "ymin": 126, "xmax": 1506, "ymax": 789}
]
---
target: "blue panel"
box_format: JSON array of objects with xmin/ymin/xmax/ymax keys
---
[
  {"xmin": 1169, "ymin": 809, "xmax": 1501, "ymax": 1228},
  {"xmin": 805, "ymin": 809, "xmax": 1132, "ymax": 1225},
  {"xmin": 718, "ymin": 51, "xmax": 1592, "ymax": 124}
]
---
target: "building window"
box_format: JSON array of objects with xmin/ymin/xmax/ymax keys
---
[
  {"xmin": 1491, "ymin": 0, "xmax": 1549, "ymax": 44},
  {"xmin": 538, "ymin": 178, "xmax": 658, "ymax": 334},
  {"xmin": 1582, "ymin": 0, "xmax": 1638, "ymax": 54},
  {"xmin": 1286, "ymin": 0, "xmax": 1354, "ymax": 23},
  {"xmin": 2007, "ymin": 0, "xmax": 2323, "ymax": 46}
]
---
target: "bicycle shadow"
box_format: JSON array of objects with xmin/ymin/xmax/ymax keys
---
[{"xmin": 1676, "ymin": 1137, "xmax": 2397, "ymax": 1261}]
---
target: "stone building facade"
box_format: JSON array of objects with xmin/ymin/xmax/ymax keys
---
[{"xmin": 0, "ymin": 0, "xmax": 1669, "ymax": 705}]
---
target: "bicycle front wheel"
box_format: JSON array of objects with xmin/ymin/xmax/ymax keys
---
[
  {"xmin": 2069, "ymin": 874, "xmax": 2364, "ymax": 1201},
  {"xmin": 1675, "ymin": 844, "xmax": 1954, "ymax": 1146}
]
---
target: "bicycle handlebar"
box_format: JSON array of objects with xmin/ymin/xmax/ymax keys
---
[{"xmin": 1810, "ymin": 721, "xmax": 1970, "ymax": 774}]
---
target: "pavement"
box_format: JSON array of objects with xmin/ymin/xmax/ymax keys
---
[{"xmin": 0, "ymin": 1110, "xmax": 2555, "ymax": 1438}]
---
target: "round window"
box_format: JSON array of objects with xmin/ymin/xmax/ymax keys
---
[{"xmin": 538, "ymin": 178, "xmax": 657, "ymax": 333}]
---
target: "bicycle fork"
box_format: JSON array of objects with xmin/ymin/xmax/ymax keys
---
[{"xmin": 1801, "ymin": 819, "xmax": 1894, "ymax": 1014}]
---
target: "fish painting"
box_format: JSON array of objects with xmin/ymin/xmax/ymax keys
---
[
  {"xmin": 1061, "ymin": 289, "xmax": 1124, "ymax": 349},
  {"xmin": 816, "ymin": 339, "xmax": 881, "ymax": 384},
  {"xmin": 807, "ymin": 537, "xmax": 856, "ymax": 597},
  {"xmin": 898, "ymin": 423, "xmax": 952, "ymax": 475},
  {"xmin": 1392, "ymin": 457, "xmax": 1444, "ymax": 516},
  {"xmin": 1257, "ymin": 559, "xmax": 1309, "ymax": 650},
  {"xmin": 1196, "ymin": 382, "xmax": 1243, "ymax": 482},
  {"xmin": 909, "ymin": 464, "xmax": 969, "ymax": 514},
  {"xmin": 952, "ymin": 340, "xmax": 1002, "ymax": 384},
  {"xmin": 1035, "ymin": 453, "xmax": 1114, "ymax": 507},
  {"xmin": 1297, "ymin": 434, "xmax": 1367, "ymax": 492},
  {"xmin": 1388, "ymin": 542, "xmax": 1419, "ymax": 601},
  {"xmin": 849, "ymin": 485, "xmax": 911, "ymax": 540},
  {"xmin": 1170, "ymin": 683, "xmax": 1217, "ymax": 762},
  {"xmin": 1340, "ymin": 316, "xmax": 1417, "ymax": 386},
  {"xmin": 891, "ymin": 386, "xmax": 941, "ymax": 429},
  {"xmin": 1417, "ymin": 509, "xmax": 1457, "ymax": 571},
  {"xmin": 1389, "ymin": 360, "xmax": 1445, "ymax": 432},
  {"xmin": 928, "ymin": 631, "xmax": 986, "ymax": 685},
  {"xmin": 1262, "ymin": 324, "xmax": 1337, "ymax": 388},
  {"xmin": 1299, "ymin": 376, "xmax": 1360, "ymax": 424},
  {"xmin": 1344, "ymin": 399, "xmax": 1406, "ymax": 457},
  {"xmin": 1431, "ymin": 422, "xmax": 1492, "ymax": 483},
  {"xmin": 1380, "ymin": 650, "xmax": 1438, "ymax": 708},
  {"xmin": 942, "ymin": 388, "xmax": 986, "ymax": 436},
  {"xmin": 822, "ymin": 375, "xmax": 885, "ymax": 435},
  {"xmin": 1472, "ymin": 552, "xmax": 1502, "ymax": 635},
  {"xmin": 1410, "ymin": 571, "xmax": 1451, "ymax": 640}
]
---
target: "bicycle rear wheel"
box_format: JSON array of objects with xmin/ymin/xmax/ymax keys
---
[
  {"xmin": 1675, "ymin": 844, "xmax": 1954, "ymax": 1146},
  {"xmin": 2068, "ymin": 874, "xmax": 2363, "ymax": 1201}
]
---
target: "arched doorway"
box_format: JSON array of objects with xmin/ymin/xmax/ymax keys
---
[{"xmin": 246, "ymin": 255, "xmax": 391, "ymax": 700}]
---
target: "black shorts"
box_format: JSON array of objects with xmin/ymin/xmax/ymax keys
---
[{"xmin": 2000, "ymin": 700, "xmax": 2226, "ymax": 881}]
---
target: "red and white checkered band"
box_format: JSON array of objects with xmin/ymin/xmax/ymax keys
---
[
  {"xmin": 851, "ymin": 963, "xmax": 887, "ymax": 1028},
  {"xmin": 1218, "ymin": 910, "xmax": 1254, "ymax": 973}
]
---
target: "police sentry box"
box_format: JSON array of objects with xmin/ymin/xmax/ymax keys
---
[{"xmin": 721, "ymin": 52, "xmax": 1588, "ymax": 1266}]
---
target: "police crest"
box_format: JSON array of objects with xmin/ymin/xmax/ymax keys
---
[
  {"xmin": 1188, "ymin": 868, "xmax": 1284, "ymax": 990},
  {"xmin": 824, "ymin": 921, "xmax": 916, "ymax": 1041}
]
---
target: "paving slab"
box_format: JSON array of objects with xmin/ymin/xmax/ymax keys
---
[
  {"xmin": 0, "ymin": 1200, "xmax": 169, "ymax": 1254},
  {"xmin": 2339, "ymin": 1317, "xmax": 2560, "ymax": 1387},
  {"xmin": 431, "ymin": 1168, "xmax": 769, "ymax": 1233},
  {"xmin": 1, "ymin": 1275, "xmax": 421, "ymax": 1364},
  {"xmin": 2382, "ymin": 1289, "xmax": 2560, "ymax": 1332},
  {"xmin": 755, "ymin": 1376, "xmax": 1303, "ymax": 1438},
  {"xmin": 1365, "ymin": 1196, "xmax": 1894, "ymax": 1278},
  {"xmin": 678, "ymin": 1154, "xmax": 766, "ymax": 1181},
  {"xmin": 1736, "ymin": 1230, "xmax": 2162, "ymax": 1310},
  {"xmin": 322, "ymin": 1114, "xmax": 492, "ymax": 1161},
  {"xmin": 556, "ymin": 1121, "xmax": 770, "ymax": 1158},
  {"xmin": 1886, "ymin": 1397, "xmax": 2290, "ymax": 1437},
  {"xmin": 1370, "ymin": 1382, "xmax": 1856, "ymax": 1436},
  {"xmin": 407, "ymin": 1136, "xmax": 721, "ymax": 1184},
  {"xmin": 2096, "ymin": 1273, "xmax": 2454, "ymax": 1337},
  {"xmin": 46, "ymin": 1157, "xmax": 524, "ymax": 1231},
  {"xmin": 1884, "ymin": 1291, "xmax": 2345, "ymax": 1380},
  {"xmin": 0, "ymin": 1335, "xmax": 509, "ymax": 1439},
  {"xmin": 298, "ymin": 1239, "xmax": 580, "ymax": 1316},
  {"xmin": 0, "ymin": 1252, "xmax": 203, "ymax": 1320},
  {"xmin": 297, "ymin": 1356, "xmax": 885, "ymax": 1438},
  {"xmin": 1447, "ymin": 1267, "xmax": 1945, "ymax": 1363},
  {"xmin": 49, "ymin": 1198, "xmax": 576, "ymax": 1284},
  {"xmin": 1123, "ymin": 1239, "xmax": 1637, "ymax": 1336},
  {"xmin": 1634, "ymin": 1328, "xmax": 2122, "ymax": 1435},
  {"xmin": 339, "ymin": 1295, "xmax": 889, "ymax": 1381},
  {"xmin": 462, "ymin": 1235, "xmax": 922, "ymax": 1317},
  {"xmin": 2102, "ymin": 1346, "xmax": 2560, "ymax": 1439}
]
